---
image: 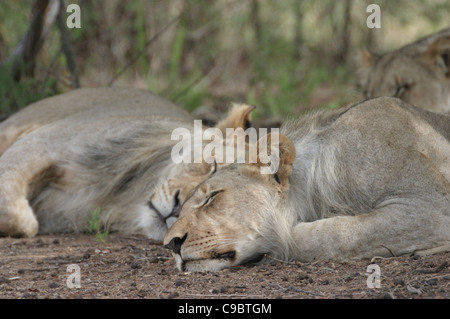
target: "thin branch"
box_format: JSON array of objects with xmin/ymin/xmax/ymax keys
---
[
  {"xmin": 172, "ymin": 71, "xmax": 207, "ymax": 103},
  {"xmin": 107, "ymin": 15, "xmax": 181, "ymax": 86},
  {"xmin": 263, "ymin": 254, "xmax": 298, "ymax": 265},
  {"xmin": 370, "ymin": 256, "xmax": 394, "ymax": 263},
  {"xmin": 147, "ymin": 282, "xmax": 162, "ymax": 299},
  {"xmin": 39, "ymin": 47, "xmax": 62, "ymax": 96},
  {"xmin": 381, "ymin": 245, "xmax": 397, "ymax": 257},
  {"xmin": 414, "ymin": 261, "xmax": 448, "ymax": 274},
  {"xmin": 56, "ymin": 0, "xmax": 80, "ymax": 88}
]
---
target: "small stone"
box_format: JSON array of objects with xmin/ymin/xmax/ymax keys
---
[
  {"xmin": 298, "ymin": 274, "xmax": 309, "ymax": 281},
  {"xmin": 174, "ymin": 279, "xmax": 183, "ymax": 287},
  {"xmin": 83, "ymin": 248, "xmax": 93, "ymax": 259},
  {"xmin": 22, "ymin": 292, "xmax": 36, "ymax": 299},
  {"xmin": 427, "ymin": 278, "xmax": 438, "ymax": 286},
  {"xmin": 130, "ymin": 262, "xmax": 142, "ymax": 269},
  {"xmin": 49, "ymin": 282, "xmax": 60, "ymax": 289},
  {"xmin": 167, "ymin": 292, "xmax": 179, "ymax": 299},
  {"xmin": 383, "ymin": 292, "xmax": 394, "ymax": 299},
  {"xmin": 407, "ymin": 285, "xmax": 422, "ymax": 294},
  {"xmin": 393, "ymin": 278, "xmax": 405, "ymax": 286}
]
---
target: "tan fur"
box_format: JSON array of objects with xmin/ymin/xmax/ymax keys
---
[
  {"xmin": 0, "ymin": 88, "xmax": 251, "ymax": 240},
  {"xmin": 164, "ymin": 97, "xmax": 450, "ymax": 272},
  {"xmin": 356, "ymin": 28, "xmax": 450, "ymax": 113}
]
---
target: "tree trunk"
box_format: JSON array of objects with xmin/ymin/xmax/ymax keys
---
[{"xmin": 0, "ymin": 0, "xmax": 59, "ymax": 81}]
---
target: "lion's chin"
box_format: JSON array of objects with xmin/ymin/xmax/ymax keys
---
[
  {"xmin": 172, "ymin": 251, "xmax": 267, "ymax": 272},
  {"xmin": 173, "ymin": 254, "xmax": 233, "ymax": 272}
]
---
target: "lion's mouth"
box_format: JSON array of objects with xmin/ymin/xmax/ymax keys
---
[
  {"xmin": 213, "ymin": 251, "xmax": 236, "ymax": 260},
  {"xmin": 240, "ymin": 253, "xmax": 266, "ymax": 265},
  {"xmin": 180, "ymin": 250, "xmax": 236, "ymax": 265}
]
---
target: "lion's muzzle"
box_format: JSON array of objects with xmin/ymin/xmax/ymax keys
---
[{"xmin": 164, "ymin": 233, "xmax": 187, "ymax": 255}]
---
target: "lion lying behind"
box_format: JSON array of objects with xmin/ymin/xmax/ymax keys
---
[
  {"xmin": 164, "ymin": 97, "xmax": 450, "ymax": 272},
  {"xmin": 357, "ymin": 27, "xmax": 450, "ymax": 113},
  {"xmin": 0, "ymin": 88, "xmax": 252, "ymax": 240}
]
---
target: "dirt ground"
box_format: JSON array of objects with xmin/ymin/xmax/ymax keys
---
[{"xmin": 0, "ymin": 233, "xmax": 448, "ymax": 299}]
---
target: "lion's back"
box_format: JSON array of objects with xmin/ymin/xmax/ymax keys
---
[{"xmin": 0, "ymin": 88, "xmax": 189, "ymax": 155}]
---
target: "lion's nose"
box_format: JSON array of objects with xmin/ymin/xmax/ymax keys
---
[{"xmin": 164, "ymin": 233, "xmax": 187, "ymax": 255}]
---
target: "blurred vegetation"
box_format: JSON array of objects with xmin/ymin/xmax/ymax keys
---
[{"xmin": 0, "ymin": 0, "xmax": 448, "ymax": 119}]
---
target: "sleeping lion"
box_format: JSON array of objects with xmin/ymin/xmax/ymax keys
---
[
  {"xmin": 0, "ymin": 87, "xmax": 252, "ymax": 239},
  {"xmin": 357, "ymin": 27, "xmax": 450, "ymax": 113},
  {"xmin": 163, "ymin": 97, "xmax": 450, "ymax": 272}
]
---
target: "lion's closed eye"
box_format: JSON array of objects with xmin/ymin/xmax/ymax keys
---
[
  {"xmin": 394, "ymin": 83, "xmax": 412, "ymax": 98},
  {"xmin": 201, "ymin": 190, "xmax": 223, "ymax": 208}
]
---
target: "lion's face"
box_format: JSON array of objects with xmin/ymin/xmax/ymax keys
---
[
  {"xmin": 164, "ymin": 133, "xmax": 296, "ymax": 272},
  {"xmin": 145, "ymin": 103, "xmax": 257, "ymax": 240},
  {"xmin": 361, "ymin": 53, "xmax": 446, "ymax": 111},
  {"xmin": 148, "ymin": 161, "xmax": 214, "ymax": 231},
  {"xmin": 163, "ymin": 166, "xmax": 278, "ymax": 272},
  {"xmin": 357, "ymin": 34, "xmax": 450, "ymax": 113}
]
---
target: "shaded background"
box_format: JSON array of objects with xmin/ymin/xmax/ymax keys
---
[{"xmin": 0, "ymin": 0, "xmax": 448, "ymax": 121}]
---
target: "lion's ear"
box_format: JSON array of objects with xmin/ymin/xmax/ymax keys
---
[
  {"xmin": 215, "ymin": 103, "xmax": 255, "ymax": 134},
  {"xmin": 426, "ymin": 35, "xmax": 450, "ymax": 77},
  {"xmin": 249, "ymin": 132, "xmax": 296, "ymax": 188},
  {"xmin": 355, "ymin": 47, "xmax": 379, "ymax": 90}
]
